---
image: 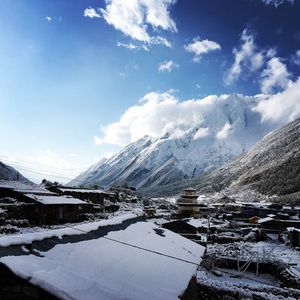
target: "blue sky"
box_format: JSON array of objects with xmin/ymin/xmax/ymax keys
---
[{"xmin": 0, "ymin": 0, "xmax": 300, "ymax": 182}]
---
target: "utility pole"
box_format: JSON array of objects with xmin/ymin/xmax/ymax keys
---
[{"xmin": 256, "ymin": 251, "xmax": 259, "ymax": 276}]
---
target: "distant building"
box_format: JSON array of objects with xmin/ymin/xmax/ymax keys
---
[
  {"xmin": 162, "ymin": 220, "xmax": 198, "ymax": 235},
  {"xmin": 177, "ymin": 187, "xmax": 201, "ymax": 217},
  {"xmin": 48, "ymin": 187, "xmax": 116, "ymax": 206},
  {"xmin": 258, "ymin": 217, "xmax": 285, "ymax": 233},
  {"xmin": 21, "ymin": 194, "xmax": 88, "ymax": 225},
  {"xmin": 0, "ymin": 182, "xmax": 89, "ymax": 225}
]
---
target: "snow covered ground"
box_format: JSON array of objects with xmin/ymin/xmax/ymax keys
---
[
  {"xmin": 0, "ymin": 221, "xmax": 205, "ymax": 300},
  {"xmin": 197, "ymin": 238, "xmax": 300, "ymax": 299},
  {"xmin": 207, "ymin": 240, "xmax": 300, "ymax": 281},
  {"xmin": 197, "ymin": 266, "xmax": 298, "ymax": 300}
]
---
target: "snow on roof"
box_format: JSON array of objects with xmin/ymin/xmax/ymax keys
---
[
  {"xmin": 25, "ymin": 194, "xmax": 86, "ymax": 205},
  {"xmin": 287, "ymin": 227, "xmax": 300, "ymax": 232},
  {"xmin": 187, "ymin": 218, "xmax": 229, "ymax": 229},
  {"xmin": 236, "ymin": 201, "xmax": 269, "ymax": 208},
  {"xmin": 257, "ymin": 217, "xmax": 275, "ymax": 224},
  {"xmin": 187, "ymin": 218, "xmax": 208, "ymax": 228},
  {"xmin": 0, "ymin": 221, "xmax": 204, "ymax": 300},
  {"xmin": 148, "ymin": 218, "xmax": 169, "ymax": 226},
  {"xmin": 59, "ymin": 188, "xmax": 106, "ymax": 194},
  {"xmin": 0, "ymin": 213, "xmax": 140, "ymax": 247}
]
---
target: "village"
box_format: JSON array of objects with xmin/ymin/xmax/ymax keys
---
[{"xmin": 0, "ymin": 180, "xmax": 300, "ymax": 299}]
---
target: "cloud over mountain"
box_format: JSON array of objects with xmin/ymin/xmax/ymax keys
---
[
  {"xmin": 254, "ymin": 77, "xmax": 300, "ymax": 123},
  {"xmin": 94, "ymin": 77, "xmax": 300, "ymax": 147}
]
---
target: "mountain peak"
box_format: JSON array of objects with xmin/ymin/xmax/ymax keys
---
[{"xmin": 68, "ymin": 94, "xmax": 278, "ymax": 190}]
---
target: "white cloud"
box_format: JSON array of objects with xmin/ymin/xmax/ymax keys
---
[
  {"xmin": 225, "ymin": 29, "xmax": 265, "ymax": 85},
  {"xmin": 84, "ymin": 7, "xmax": 101, "ymax": 18},
  {"xmin": 184, "ymin": 37, "xmax": 221, "ymax": 62},
  {"xmin": 97, "ymin": 0, "xmax": 177, "ymax": 45},
  {"xmin": 158, "ymin": 60, "xmax": 178, "ymax": 72},
  {"xmin": 261, "ymin": 0, "xmax": 295, "ymax": 7},
  {"xmin": 45, "ymin": 16, "xmax": 52, "ymax": 22},
  {"xmin": 226, "ymin": 29, "xmax": 295, "ymax": 94},
  {"xmin": 254, "ymin": 77, "xmax": 300, "ymax": 123},
  {"xmin": 150, "ymin": 36, "xmax": 172, "ymax": 47},
  {"xmin": 94, "ymin": 135, "xmax": 104, "ymax": 145},
  {"xmin": 117, "ymin": 42, "xmax": 149, "ymax": 51},
  {"xmin": 94, "ymin": 91, "xmax": 253, "ymax": 146},
  {"xmin": 291, "ymin": 50, "xmax": 300, "ymax": 66},
  {"xmin": 216, "ymin": 123, "xmax": 232, "ymax": 140},
  {"xmin": 117, "ymin": 42, "xmax": 138, "ymax": 50},
  {"xmin": 193, "ymin": 127, "xmax": 209, "ymax": 140},
  {"xmin": 94, "ymin": 78, "xmax": 300, "ymax": 147},
  {"xmin": 260, "ymin": 57, "xmax": 292, "ymax": 94}
]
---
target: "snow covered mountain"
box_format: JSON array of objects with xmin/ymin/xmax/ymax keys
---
[
  {"xmin": 0, "ymin": 161, "xmax": 29, "ymax": 182},
  {"xmin": 69, "ymin": 94, "xmax": 276, "ymax": 190}
]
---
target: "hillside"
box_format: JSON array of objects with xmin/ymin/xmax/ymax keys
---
[
  {"xmin": 0, "ymin": 161, "xmax": 29, "ymax": 182},
  {"xmin": 199, "ymin": 118, "xmax": 300, "ymax": 196},
  {"xmin": 141, "ymin": 119, "xmax": 300, "ymax": 199}
]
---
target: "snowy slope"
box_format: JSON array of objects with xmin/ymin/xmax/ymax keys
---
[
  {"xmin": 195, "ymin": 118, "xmax": 300, "ymax": 196},
  {"xmin": 69, "ymin": 94, "xmax": 275, "ymax": 190},
  {"xmin": 0, "ymin": 161, "xmax": 29, "ymax": 182}
]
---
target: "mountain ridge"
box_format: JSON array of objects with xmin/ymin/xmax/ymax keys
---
[
  {"xmin": 0, "ymin": 161, "xmax": 29, "ymax": 182},
  {"xmin": 140, "ymin": 118, "xmax": 300, "ymax": 202}
]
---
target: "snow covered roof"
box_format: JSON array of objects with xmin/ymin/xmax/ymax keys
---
[
  {"xmin": 58, "ymin": 188, "xmax": 107, "ymax": 194},
  {"xmin": 235, "ymin": 201, "xmax": 269, "ymax": 208},
  {"xmin": 0, "ymin": 221, "xmax": 205, "ymax": 300},
  {"xmin": 0, "ymin": 213, "xmax": 139, "ymax": 247},
  {"xmin": 25, "ymin": 194, "xmax": 87, "ymax": 205},
  {"xmin": 287, "ymin": 227, "xmax": 300, "ymax": 232},
  {"xmin": 187, "ymin": 218, "xmax": 229, "ymax": 229},
  {"xmin": 257, "ymin": 217, "xmax": 275, "ymax": 224}
]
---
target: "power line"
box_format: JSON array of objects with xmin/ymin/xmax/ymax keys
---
[
  {"xmin": 1, "ymin": 160, "xmax": 84, "ymax": 183},
  {"xmin": 0, "ymin": 155, "xmax": 81, "ymax": 173},
  {"xmin": 0, "ymin": 157, "xmax": 87, "ymax": 183},
  {"xmin": 9, "ymin": 165, "xmax": 77, "ymax": 182},
  {"xmin": 102, "ymin": 236, "xmax": 200, "ymax": 266},
  {"xmin": 27, "ymin": 221, "xmax": 201, "ymax": 266}
]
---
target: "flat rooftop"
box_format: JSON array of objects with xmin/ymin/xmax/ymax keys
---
[{"xmin": 0, "ymin": 220, "xmax": 204, "ymax": 300}]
